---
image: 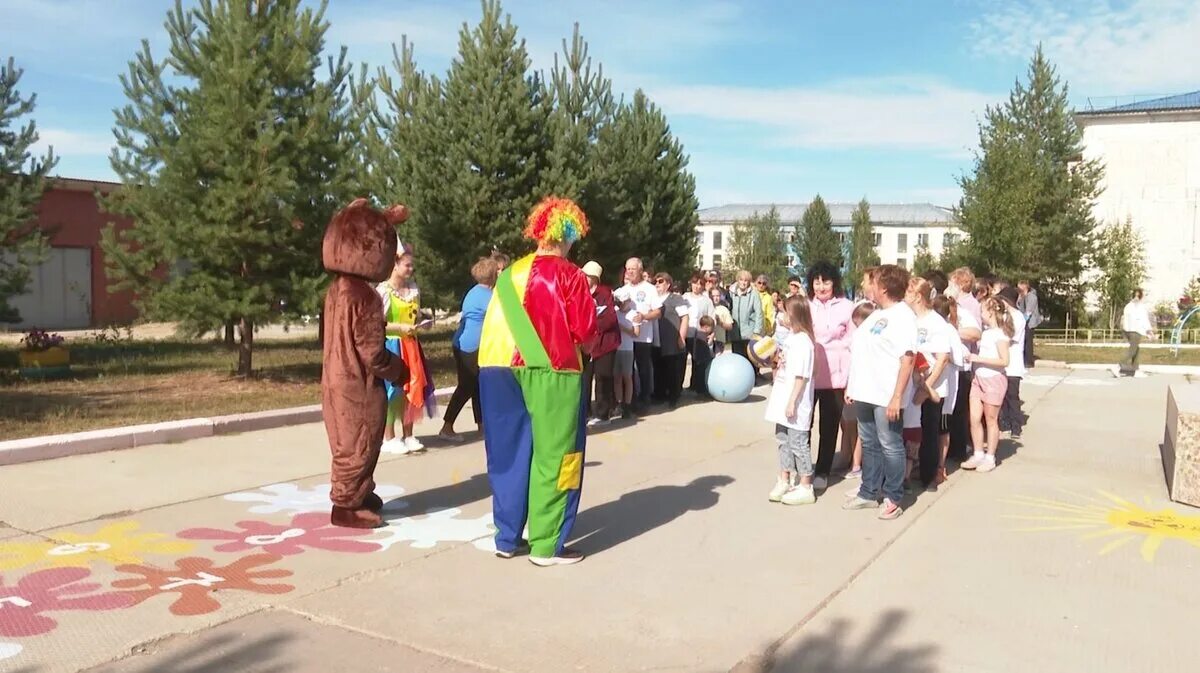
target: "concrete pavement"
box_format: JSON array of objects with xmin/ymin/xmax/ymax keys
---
[{"xmin": 0, "ymin": 369, "xmax": 1194, "ymax": 673}]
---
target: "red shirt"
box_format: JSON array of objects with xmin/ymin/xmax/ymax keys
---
[{"xmin": 510, "ymin": 255, "xmax": 597, "ymax": 372}]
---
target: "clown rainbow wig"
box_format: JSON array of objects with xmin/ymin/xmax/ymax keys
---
[{"xmin": 524, "ymin": 196, "xmax": 589, "ymax": 246}]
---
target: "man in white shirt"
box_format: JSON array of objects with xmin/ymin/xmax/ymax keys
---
[
  {"xmin": 844, "ymin": 265, "xmax": 918, "ymax": 521},
  {"xmin": 1119, "ymin": 288, "xmax": 1154, "ymax": 378},
  {"xmin": 614, "ymin": 257, "xmax": 663, "ymax": 411}
]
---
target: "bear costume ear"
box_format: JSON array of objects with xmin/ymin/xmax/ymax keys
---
[
  {"xmin": 322, "ymin": 198, "xmax": 399, "ymax": 282},
  {"xmin": 384, "ymin": 204, "xmax": 409, "ymax": 225}
]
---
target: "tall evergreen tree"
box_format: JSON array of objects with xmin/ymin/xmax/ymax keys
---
[
  {"xmin": 728, "ymin": 207, "xmax": 788, "ymax": 289},
  {"xmin": 846, "ymin": 198, "xmax": 879, "ymax": 294},
  {"xmin": 1093, "ymin": 217, "xmax": 1147, "ymax": 329},
  {"xmin": 956, "ymin": 46, "xmax": 1103, "ymax": 319},
  {"xmin": 102, "ymin": 0, "xmax": 359, "ymax": 375},
  {"xmin": 413, "ymin": 0, "xmax": 548, "ymax": 304},
  {"xmin": 0, "ymin": 57, "xmax": 56, "ymax": 324},
  {"xmin": 797, "ymin": 194, "xmax": 843, "ymax": 272},
  {"xmin": 590, "ymin": 89, "xmax": 699, "ymax": 281}
]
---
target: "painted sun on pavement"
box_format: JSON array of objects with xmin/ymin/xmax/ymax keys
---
[
  {"xmin": 1004, "ymin": 490, "xmax": 1200, "ymax": 562},
  {"xmin": 0, "ymin": 521, "xmax": 194, "ymax": 572}
]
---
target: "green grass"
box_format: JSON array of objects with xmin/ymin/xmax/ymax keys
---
[
  {"xmin": 1036, "ymin": 344, "xmax": 1200, "ymax": 366},
  {"xmin": 0, "ymin": 328, "xmax": 456, "ymax": 441}
]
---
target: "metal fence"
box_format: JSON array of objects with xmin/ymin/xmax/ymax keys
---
[{"xmin": 1036, "ymin": 328, "xmax": 1200, "ymax": 345}]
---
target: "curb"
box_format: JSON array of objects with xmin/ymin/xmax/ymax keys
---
[{"xmin": 0, "ymin": 386, "xmax": 456, "ymax": 467}]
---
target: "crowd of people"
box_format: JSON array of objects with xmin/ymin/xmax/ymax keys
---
[{"xmin": 370, "ymin": 239, "xmax": 1043, "ymax": 522}]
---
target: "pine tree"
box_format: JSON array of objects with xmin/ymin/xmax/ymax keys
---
[
  {"xmin": 0, "ymin": 57, "xmax": 57, "ymax": 324},
  {"xmin": 412, "ymin": 0, "xmax": 548, "ymax": 305},
  {"xmin": 846, "ymin": 198, "xmax": 879, "ymax": 294},
  {"xmin": 102, "ymin": 0, "xmax": 359, "ymax": 375},
  {"xmin": 727, "ymin": 207, "xmax": 788, "ymax": 289},
  {"xmin": 1093, "ymin": 217, "xmax": 1147, "ymax": 329},
  {"xmin": 589, "ymin": 89, "xmax": 699, "ymax": 281},
  {"xmin": 956, "ymin": 46, "xmax": 1103, "ymax": 319},
  {"xmin": 797, "ymin": 194, "xmax": 843, "ymax": 272}
]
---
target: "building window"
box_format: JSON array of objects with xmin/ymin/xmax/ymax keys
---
[
  {"xmin": 871, "ymin": 233, "xmax": 882, "ymax": 247},
  {"xmin": 897, "ymin": 257, "xmax": 907, "ymax": 269},
  {"xmin": 712, "ymin": 254, "xmax": 723, "ymax": 270},
  {"xmin": 713, "ymin": 231, "xmax": 723, "ymax": 250},
  {"xmin": 696, "ymin": 231, "xmax": 704, "ymax": 247},
  {"xmin": 897, "ymin": 233, "xmax": 908, "ymax": 253},
  {"xmin": 786, "ymin": 255, "xmax": 796, "ymax": 268},
  {"xmin": 917, "ymin": 233, "xmax": 928, "ymax": 248},
  {"xmin": 943, "ymin": 232, "xmax": 960, "ymax": 248},
  {"xmin": 837, "ymin": 232, "xmax": 847, "ymax": 244}
]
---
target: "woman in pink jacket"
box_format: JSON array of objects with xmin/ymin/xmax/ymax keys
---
[{"xmin": 807, "ymin": 261, "xmax": 856, "ymax": 489}]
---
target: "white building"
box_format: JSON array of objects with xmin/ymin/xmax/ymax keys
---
[
  {"xmin": 1076, "ymin": 91, "xmax": 1200, "ymax": 302},
  {"xmin": 695, "ymin": 202, "xmax": 959, "ymax": 273}
]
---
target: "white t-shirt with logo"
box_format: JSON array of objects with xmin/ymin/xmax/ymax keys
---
[
  {"xmin": 975, "ymin": 328, "xmax": 1010, "ymax": 379},
  {"xmin": 915, "ymin": 311, "xmax": 953, "ymax": 399},
  {"xmin": 765, "ymin": 332, "xmax": 815, "ymax": 430},
  {"xmin": 847, "ymin": 302, "xmax": 919, "ymax": 408},
  {"xmin": 944, "ymin": 322, "xmax": 968, "ymax": 414},
  {"xmin": 615, "ymin": 282, "xmax": 662, "ymax": 345},
  {"xmin": 1006, "ymin": 307, "xmax": 1027, "ymax": 378}
]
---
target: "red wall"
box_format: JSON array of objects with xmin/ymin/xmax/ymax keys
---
[{"xmin": 35, "ymin": 181, "xmax": 139, "ymax": 326}]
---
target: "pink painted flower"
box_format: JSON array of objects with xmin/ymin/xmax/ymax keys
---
[
  {"xmin": 177, "ymin": 512, "xmax": 380, "ymax": 556},
  {"xmin": 0, "ymin": 567, "xmax": 136, "ymax": 637}
]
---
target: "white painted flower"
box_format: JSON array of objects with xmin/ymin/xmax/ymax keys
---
[
  {"xmin": 369, "ymin": 508, "xmax": 496, "ymax": 552},
  {"xmin": 224, "ymin": 483, "xmax": 407, "ymax": 515},
  {"xmin": 0, "ymin": 642, "xmax": 22, "ymax": 661}
]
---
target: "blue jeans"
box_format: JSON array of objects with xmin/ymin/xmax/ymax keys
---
[{"xmin": 857, "ymin": 402, "xmax": 906, "ymax": 505}]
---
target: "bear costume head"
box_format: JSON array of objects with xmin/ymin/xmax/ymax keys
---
[{"xmin": 322, "ymin": 198, "xmax": 409, "ymax": 282}]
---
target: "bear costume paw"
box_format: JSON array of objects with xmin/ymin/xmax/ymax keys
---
[{"xmin": 331, "ymin": 506, "xmax": 383, "ymax": 529}]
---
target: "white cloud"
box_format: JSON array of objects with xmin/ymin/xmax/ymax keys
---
[
  {"xmin": 970, "ymin": 0, "xmax": 1200, "ymax": 94},
  {"xmin": 645, "ymin": 76, "xmax": 995, "ymax": 154},
  {"xmin": 33, "ymin": 128, "xmax": 114, "ymax": 158}
]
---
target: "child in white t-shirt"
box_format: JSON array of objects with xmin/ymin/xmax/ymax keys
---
[
  {"xmin": 965, "ymin": 297, "xmax": 1014, "ymax": 473},
  {"xmin": 766, "ymin": 295, "xmax": 817, "ymax": 505},
  {"xmin": 904, "ymin": 277, "xmax": 953, "ymax": 491},
  {"xmin": 613, "ymin": 298, "xmax": 641, "ymax": 419},
  {"xmin": 932, "ymin": 295, "xmax": 966, "ymax": 486}
]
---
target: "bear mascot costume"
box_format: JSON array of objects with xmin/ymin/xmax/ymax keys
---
[
  {"xmin": 321, "ymin": 198, "xmax": 411, "ymax": 529},
  {"xmin": 478, "ymin": 196, "xmax": 597, "ymax": 566}
]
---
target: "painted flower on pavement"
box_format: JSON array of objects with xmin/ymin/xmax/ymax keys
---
[
  {"xmin": 0, "ymin": 521, "xmax": 194, "ymax": 572},
  {"xmin": 0, "ymin": 641, "xmax": 21, "ymax": 661},
  {"xmin": 370, "ymin": 508, "xmax": 496, "ymax": 552},
  {"xmin": 224, "ymin": 483, "xmax": 407, "ymax": 515},
  {"xmin": 111, "ymin": 554, "xmax": 293, "ymax": 616},
  {"xmin": 177, "ymin": 512, "xmax": 380, "ymax": 556},
  {"xmin": 0, "ymin": 567, "xmax": 136, "ymax": 637}
]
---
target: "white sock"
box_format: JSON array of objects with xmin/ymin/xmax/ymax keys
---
[{"xmin": 973, "ymin": 450, "xmax": 985, "ymax": 459}]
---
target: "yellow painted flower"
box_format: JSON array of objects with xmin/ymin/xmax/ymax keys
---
[{"xmin": 0, "ymin": 521, "xmax": 193, "ymax": 571}]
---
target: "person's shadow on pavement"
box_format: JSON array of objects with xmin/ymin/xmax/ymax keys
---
[
  {"xmin": 569, "ymin": 475, "xmax": 734, "ymax": 555},
  {"xmin": 381, "ymin": 472, "xmax": 493, "ymax": 519}
]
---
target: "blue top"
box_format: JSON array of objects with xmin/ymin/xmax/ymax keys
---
[{"xmin": 453, "ymin": 284, "xmax": 492, "ymax": 353}]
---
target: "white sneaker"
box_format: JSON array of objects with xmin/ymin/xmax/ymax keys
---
[
  {"xmin": 768, "ymin": 477, "xmax": 790, "ymax": 502},
  {"xmin": 961, "ymin": 452, "xmax": 985, "ymax": 470},
  {"xmin": 977, "ymin": 454, "xmax": 997, "ymax": 473},
  {"xmin": 403, "ymin": 436, "xmax": 425, "ymax": 453},
  {"xmin": 813, "ymin": 475, "xmax": 828, "ymax": 491},
  {"xmin": 587, "ymin": 417, "xmax": 610, "ymax": 428},
  {"xmin": 381, "ymin": 437, "xmax": 411, "ymax": 454},
  {"xmin": 781, "ymin": 484, "xmax": 816, "ymax": 505}
]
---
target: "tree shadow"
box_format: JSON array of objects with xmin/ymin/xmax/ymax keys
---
[
  {"xmin": 570, "ymin": 475, "xmax": 734, "ymax": 554},
  {"xmin": 752, "ymin": 609, "xmax": 939, "ymax": 673},
  {"xmin": 80, "ymin": 630, "xmax": 293, "ymax": 673},
  {"xmin": 380, "ymin": 471, "xmax": 493, "ymax": 518}
]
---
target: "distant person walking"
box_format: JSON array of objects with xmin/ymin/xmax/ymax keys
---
[
  {"xmin": 1119, "ymin": 288, "xmax": 1154, "ymax": 378},
  {"xmin": 1017, "ymin": 281, "xmax": 1041, "ymax": 368}
]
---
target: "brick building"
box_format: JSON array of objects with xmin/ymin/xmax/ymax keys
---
[{"xmin": 6, "ymin": 178, "xmax": 138, "ymax": 330}]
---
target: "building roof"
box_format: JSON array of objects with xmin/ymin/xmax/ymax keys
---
[
  {"xmin": 697, "ymin": 202, "xmax": 954, "ymax": 226},
  {"xmin": 1079, "ymin": 90, "xmax": 1200, "ymax": 116},
  {"xmin": 49, "ymin": 177, "xmax": 123, "ymax": 193}
]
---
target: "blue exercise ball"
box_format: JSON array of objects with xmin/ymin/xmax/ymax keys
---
[{"xmin": 707, "ymin": 353, "xmax": 756, "ymax": 403}]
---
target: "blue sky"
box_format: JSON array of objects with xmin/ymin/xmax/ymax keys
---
[{"xmin": 3, "ymin": 0, "xmax": 1199, "ymax": 208}]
